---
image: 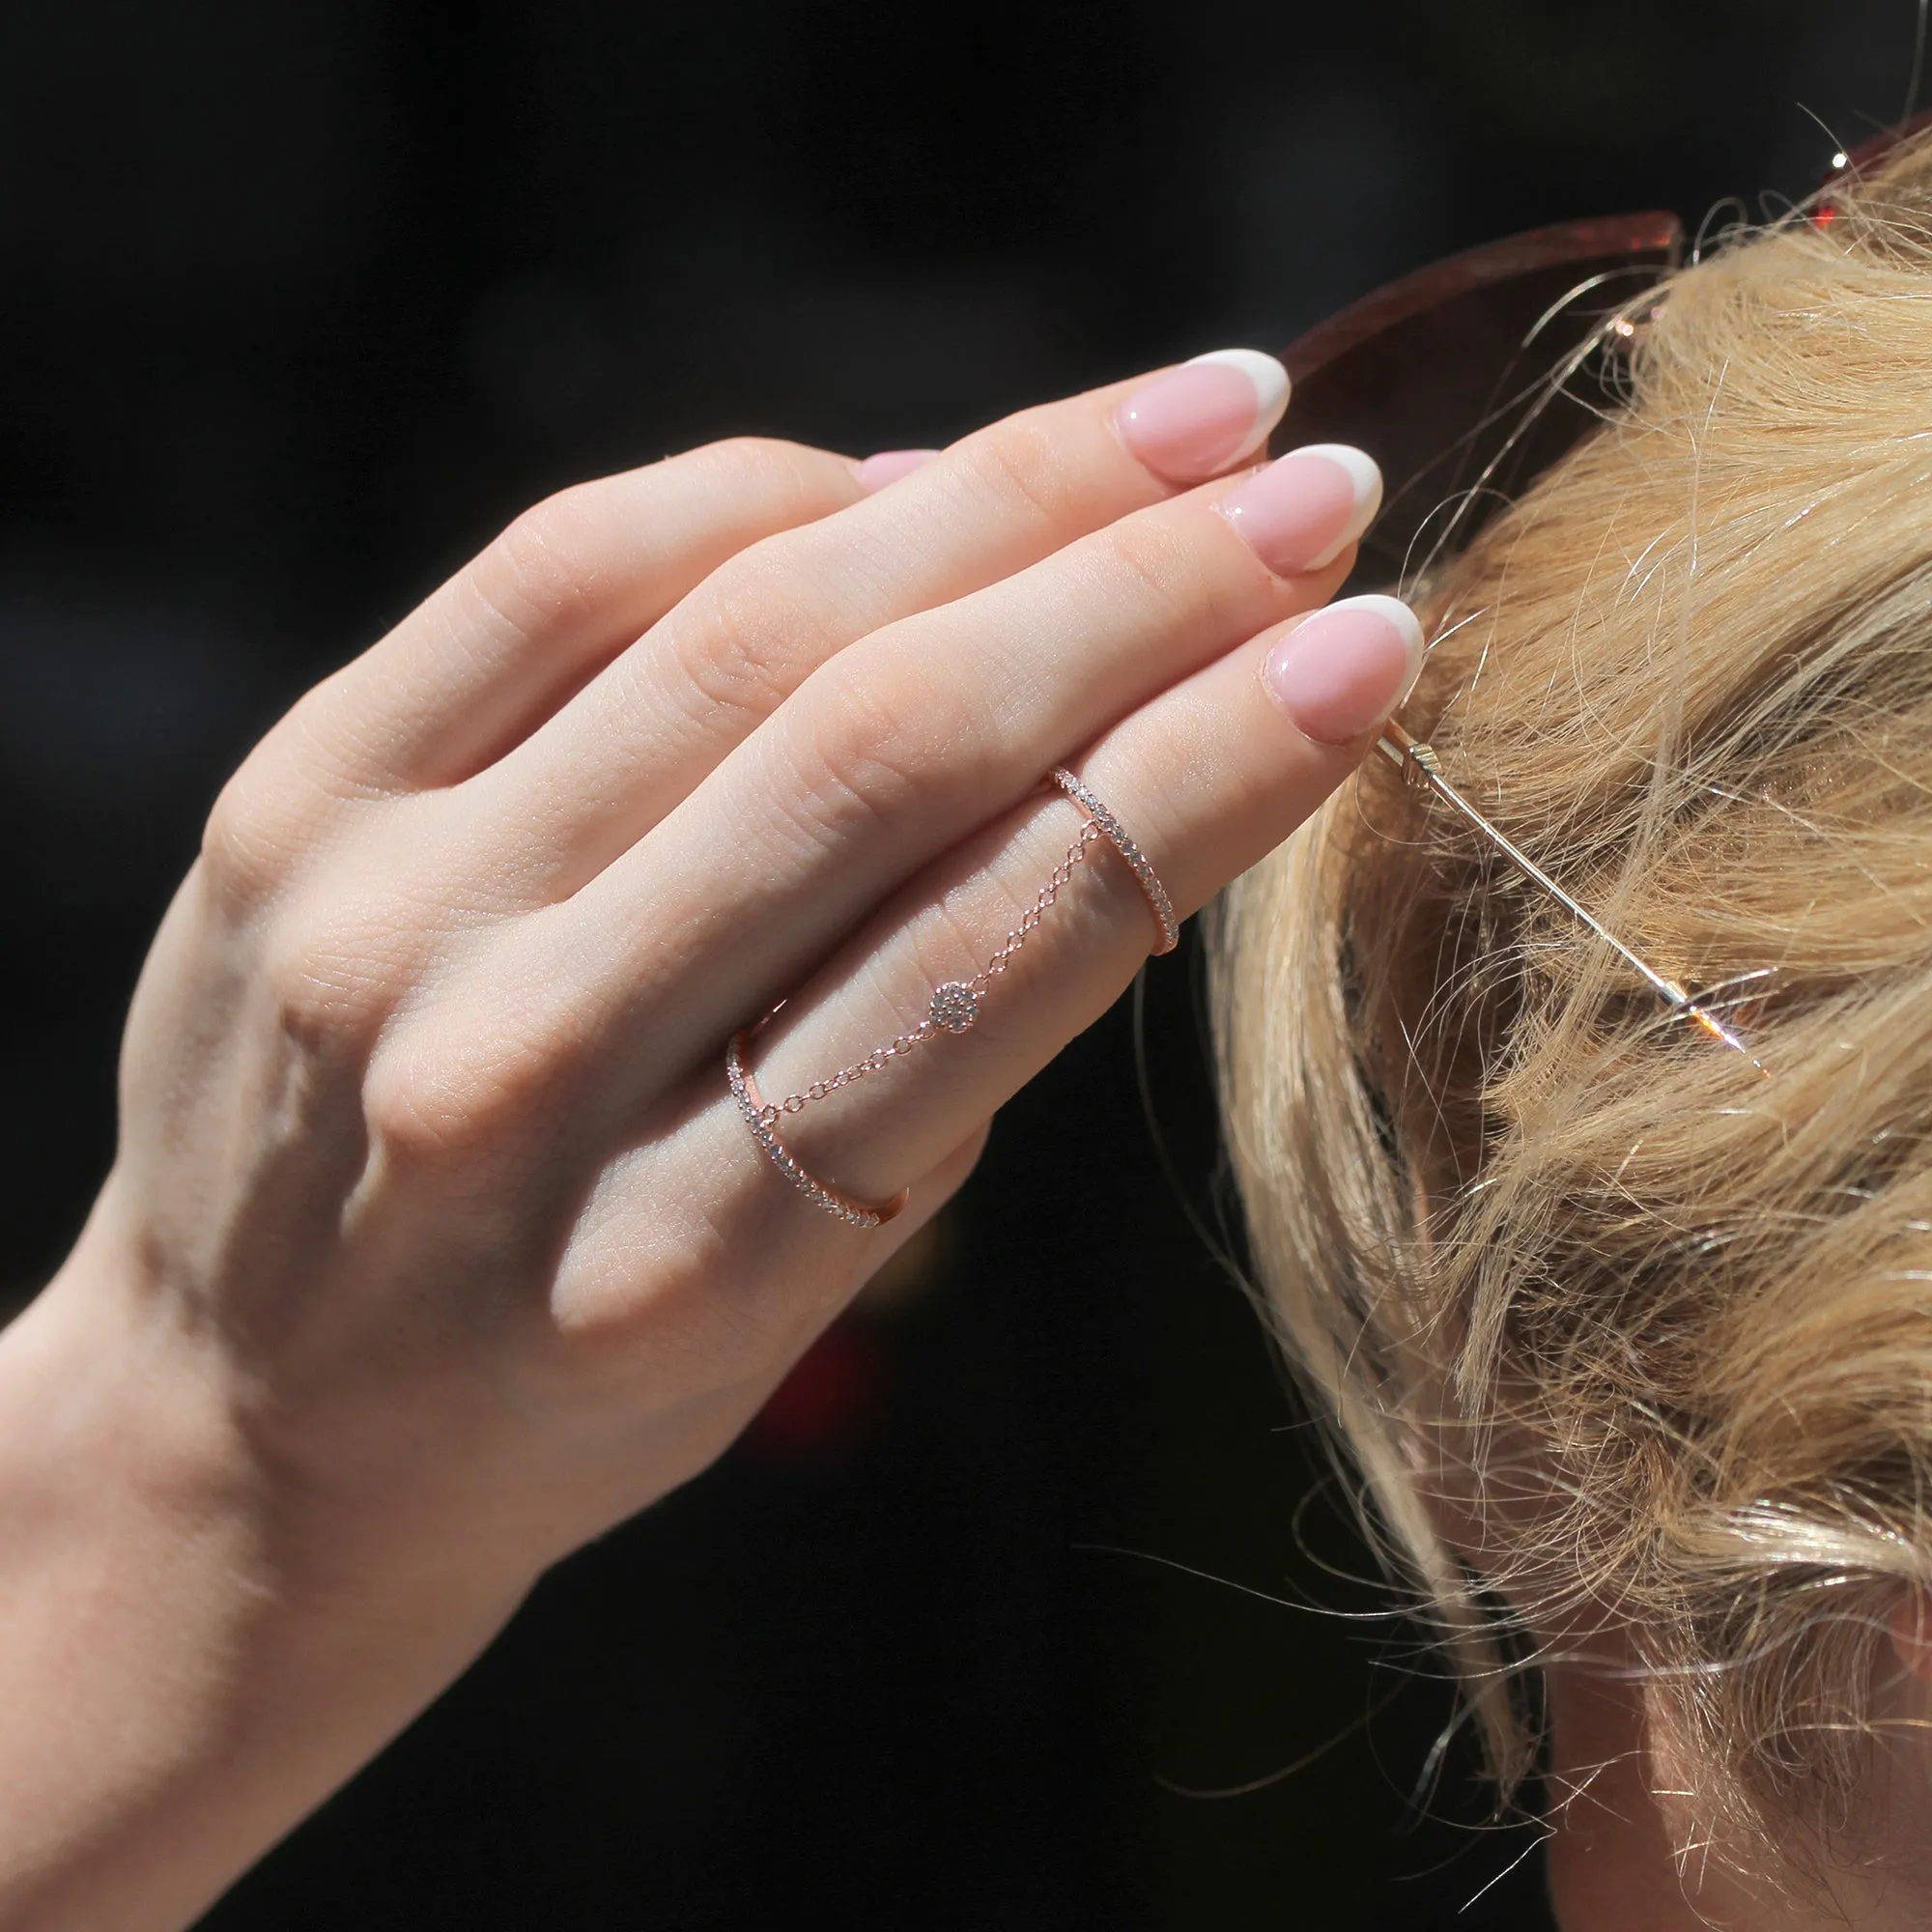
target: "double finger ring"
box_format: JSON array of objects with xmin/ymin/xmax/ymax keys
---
[{"xmin": 725, "ymin": 768, "xmax": 1178, "ymax": 1229}]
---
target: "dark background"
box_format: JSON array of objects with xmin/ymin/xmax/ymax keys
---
[{"xmin": 0, "ymin": 3, "xmax": 1920, "ymax": 1925}]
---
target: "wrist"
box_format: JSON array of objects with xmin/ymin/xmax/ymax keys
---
[
  {"xmin": 13, "ymin": 1209, "xmax": 260, "ymax": 1563},
  {"xmin": 0, "ymin": 1208, "xmax": 526, "ymax": 1930}
]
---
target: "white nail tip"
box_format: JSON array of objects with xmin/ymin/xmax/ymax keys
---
[
  {"xmin": 1325, "ymin": 592, "xmax": 1426, "ymax": 700},
  {"xmin": 1186, "ymin": 348, "xmax": 1292, "ymax": 459},
  {"xmin": 1286, "ymin": 442, "xmax": 1384, "ymax": 568}
]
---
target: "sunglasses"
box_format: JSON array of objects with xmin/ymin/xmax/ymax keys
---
[
  {"xmin": 1281, "ymin": 111, "xmax": 1932, "ymax": 589},
  {"xmin": 1266, "ymin": 122, "xmax": 1932, "ymax": 1066},
  {"xmin": 1276, "ymin": 210, "xmax": 1683, "ymax": 593}
]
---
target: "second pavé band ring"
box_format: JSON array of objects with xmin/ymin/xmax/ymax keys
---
[{"xmin": 725, "ymin": 767, "xmax": 1179, "ymax": 1230}]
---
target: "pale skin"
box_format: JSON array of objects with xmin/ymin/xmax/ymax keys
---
[
  {"xmin": 1425, "ymin": 1427, "xmax": 1932, "ymax": 1928},
  {"xmin": 0, "ymin": 364, "xmax": 1414, "ymax": 1928},
  {"xmin": 1540, "ymin": 1633, "xmax": 1932, "ymax": 1932},
  {"xmin": 12, "ymin": 347, "xmax": 1917, "ymax": 1927}
]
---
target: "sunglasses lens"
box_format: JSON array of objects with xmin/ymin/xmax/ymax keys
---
[{"xmin": 1277, "ymin": 213, "xmax": 1682, "ymax": 588}]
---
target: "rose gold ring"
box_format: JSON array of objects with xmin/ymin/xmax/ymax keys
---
[
  {"xmin": 726, "ymin": 1026, "xmax": 910, "ymax": 1231},
  {"xmin": 725, "ymin": 765, "xmax": 1177, "ymax": 1229},
  {"xmin": 1046, "ymin": 766, "xmax": 1179, "ymax": 955}
]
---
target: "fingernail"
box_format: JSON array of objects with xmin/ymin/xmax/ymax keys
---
[
  {"xmin": 1114, "ymin": 350, "xmax": 1290, "ymax": 484},
  {"xmin": 1262, "ymin": 594, "xmax": 1424, "ymax": 746},
  {"xmin": 1219, "ymin": 443, "xmax": 1382, "ymax": 576},
  {"xmin": 856, "ymin": 448, "xmax": 941, "ymax": 492}
]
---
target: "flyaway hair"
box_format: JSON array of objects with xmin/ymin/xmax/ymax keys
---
[{"xmin": 1211, "ymin": 128, "xmax": 1932, "ymax": 1880}]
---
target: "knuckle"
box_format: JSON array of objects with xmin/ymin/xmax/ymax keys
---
[
  {"xmin": 200, "ymin": 756, "xmax": 320, "ymax": 912},
  {"xmin": 688, "ymin": 434, "xmax": 833, "ymax": 501},
  {"xmin": 913, "ymin": 854, "xmax": 1041, "ymax": 989},
  {"xmin": 199, "ymin": 781, "xmax": 272, "ymax": 908},
  {"xmin": 959, "ymin": 410, "xmax": 1080, "ymax": 531},
  {"xmin": 670, "ymin": 543, "xmax": 830, "ymax": 728},
  {"xmin": 360, "ymin": 1048, "xmax": 475, "ymax": 1166},
  {"xmin": 362, "ymin": 989, "xmax": 582, "ymax": 1170},
  {"xmin": 363, "ymin": 1033, "xmax": 531, "ymax": 1168},
  {"xmin": 1093, "ymin": 512, "xmax": 1201, "ymax": 621},
  {"xmin": 361, "ymin": 1063, "xmax": 469, "ymax": 1169},
  {"xmin": 774, "ymin": 663, "xmax": 989, "ymax": 847},
  {"xmin": 477, "ymin": 484, "xmax": 615, "ymax": 639},
  {"xmin": 259, "ymin": 906, "xmax": 395, "ymax": 1060}
]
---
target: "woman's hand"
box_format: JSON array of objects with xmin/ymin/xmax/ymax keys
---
[{"xmin": 0, "ymin": 352, "xmax": 1414, "ymax": 1927}]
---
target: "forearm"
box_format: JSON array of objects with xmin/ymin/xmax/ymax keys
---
[{"xmin": 0, "ymin": 1231, "xmax": 520, "ymax": 1932}]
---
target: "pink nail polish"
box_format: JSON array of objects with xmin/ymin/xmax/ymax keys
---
[
  {"xmin": 1219, "ymin": 443, "xmax": 1382, "ymax": 576},
  {"xmin": 1114, "ymin": 350, "xmax": 1290, "ymax": 484},
  {"xmin": 857, "ymin": 448, "xmax": 941, "ymax": 492},
  {"xmin": 1262, "ymin": 594, "xmax": 1424, "ymax": 746}
]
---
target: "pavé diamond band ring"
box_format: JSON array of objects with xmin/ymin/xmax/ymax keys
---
[{"xmin": 725, "ymin": 767, "xmax": 1179, "ymax": 1229}]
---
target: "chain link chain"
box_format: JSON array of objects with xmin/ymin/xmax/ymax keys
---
[{"xmin": 755, "ymin": 816, "xmax": 1106, "ymax": 1127}]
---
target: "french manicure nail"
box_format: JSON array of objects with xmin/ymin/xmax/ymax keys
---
[
  {"xmin": 1114, "ymin": 349, "xmax": 1290, "ymax": 484},
  {"xmin": 1219, "ymin": 443, "xmax": 1382, "ymax": 576},
  {"xmin": 1262, "ymin": 594, "xmax": 1424, "ymax": 746},
  {"xmin": 856, "ymin": 448, "xmax": 942, "ymax": 492}
]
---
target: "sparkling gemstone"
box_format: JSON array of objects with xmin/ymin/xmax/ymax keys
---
[{"xmin": 929, "ymin": 980, "xmax": 980, "ymax": 1034}]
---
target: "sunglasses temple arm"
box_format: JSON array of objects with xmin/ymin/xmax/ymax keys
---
[{"xmin": 1374, "ymin": 726, "xmax": 1706, "ymax": 1018}]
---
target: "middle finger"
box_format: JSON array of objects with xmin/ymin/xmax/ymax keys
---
[
  {"xmin": 546, "ymin": 438, "xmax": 1384, "ymax": 1100},
  {"xmin": 459, "ymin": 352, "xmax": 1302, "ymax": 899}
]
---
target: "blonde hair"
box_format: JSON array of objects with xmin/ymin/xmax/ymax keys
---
[{"xmin": 1211, "ymin": 134, "xmax": 1932, "ymax": 1871}]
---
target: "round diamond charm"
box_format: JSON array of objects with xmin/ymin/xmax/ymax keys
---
[{"xmin": 929, "ymin": 980, "xmax": 980, "ymax": 1034}]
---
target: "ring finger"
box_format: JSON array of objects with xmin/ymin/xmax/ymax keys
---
[{"xmin": 560, "ymin": 591, "xmax": 1425, "ymax": 1332}]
